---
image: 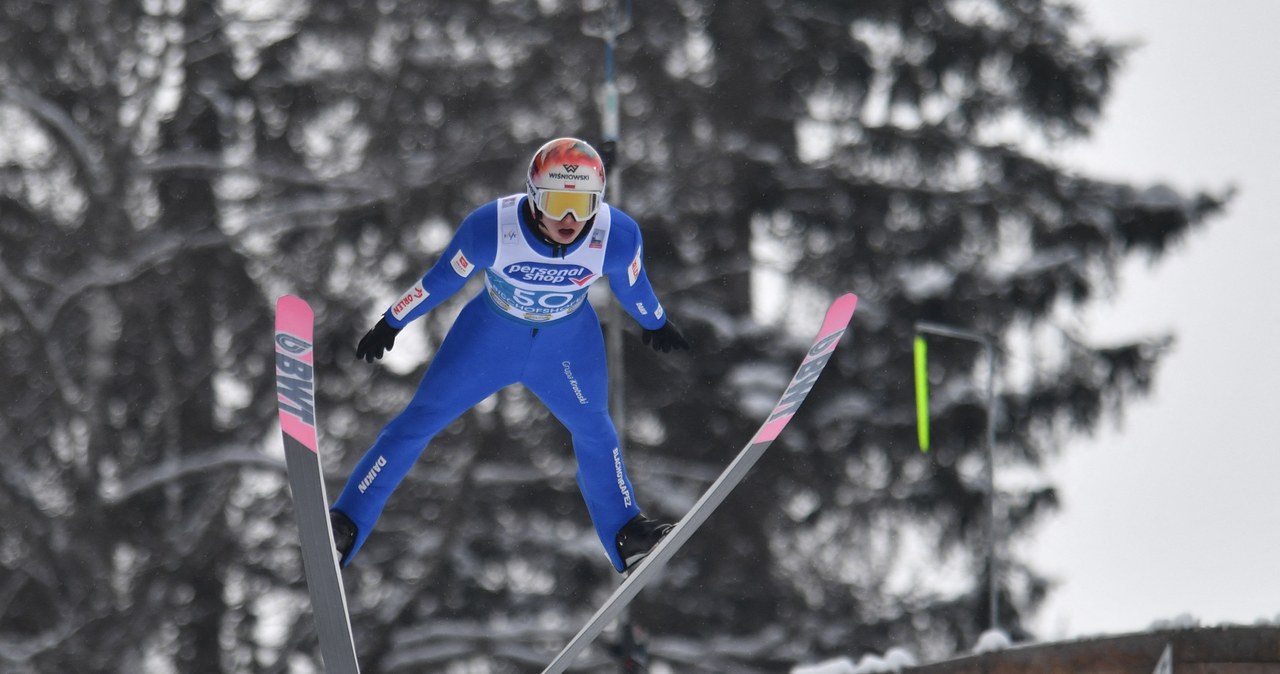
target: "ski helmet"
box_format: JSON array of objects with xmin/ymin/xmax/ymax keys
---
[{"xmin": 526, "ymin": 138, "xmax": 606, "ymax": 221}]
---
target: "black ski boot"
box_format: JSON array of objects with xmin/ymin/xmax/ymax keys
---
[
  {"xmin": 615, "ymin": 514, "xmax": 673, "ymax": 572},
  {"xmin": 330, "ymin": 510, "xmax": 357, "ymax": 563}
]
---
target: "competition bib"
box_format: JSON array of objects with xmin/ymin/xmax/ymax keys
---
[{"xmin": 484, "ymin": 194, "xmax": 611, "ymax": 324}]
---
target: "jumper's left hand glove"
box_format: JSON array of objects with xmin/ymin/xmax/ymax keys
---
[
  {"xmin": 641, "ymin": 319, "xmax": 690, "ymax": 354},
  {"xmin": 355, "ymin": 317, "xmax": 400, "ymax": 363}
]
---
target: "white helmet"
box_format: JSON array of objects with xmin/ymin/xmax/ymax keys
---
[{"xmin": 526, "ymin": 137, "xmax": 607, "ymax": 221}]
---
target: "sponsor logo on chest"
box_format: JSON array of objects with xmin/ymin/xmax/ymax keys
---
[{"xmin": 505, "ymin": 261, "xmax": 596, "ymax": 287}]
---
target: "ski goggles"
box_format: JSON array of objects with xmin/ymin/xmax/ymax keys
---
[{"xmin": 535, "ymin": 189, "xmax": 600, "ymax": 221}]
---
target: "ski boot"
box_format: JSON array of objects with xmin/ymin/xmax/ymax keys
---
[
  {"xmin": 615, "ymin": 514, "xmax": 673, "ymax": 572},
  {"xmin": 330, "ymin": 510, "xmax": 357, "ymax": 564}
]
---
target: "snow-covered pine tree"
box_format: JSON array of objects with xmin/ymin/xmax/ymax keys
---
[{"xmin": 0, "ymin": 0, "xmax": 1223, "ymax": 671}]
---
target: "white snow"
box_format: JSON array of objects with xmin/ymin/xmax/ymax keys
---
[
  {"xmin": 792, "ymin": 657, "xmax": 857, "ymax": 674},
  {"xmin": 882, "ymin": 648, "xmax": 918, "ymax": 669},
  {"xmin": 898, "ymin": 262, "xmax": 955, "ymax": 301},
  {"xmin": 791, "ymin": 647, "xmax": 917, "ymax": 674},
  {"xmin": 971, "ymin": 628, "xmax": 1012, "ymax": 654},
  {"xmin": 726, "ymin": 362, "xmax": 797, "ymax": 418},
  {"xmin": 1147, "ymin": 614, "xmax": 1200, "ymax": 631}
]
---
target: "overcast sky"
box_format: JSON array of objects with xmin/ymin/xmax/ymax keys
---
[{"xmin": 1028, "ymin": 0, "xmax": 1280, "ymax": 639}]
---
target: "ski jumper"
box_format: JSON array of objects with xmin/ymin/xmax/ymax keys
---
[{"xmin": 333, "ymin": 194, "xmax": 670, "ymax": 572}]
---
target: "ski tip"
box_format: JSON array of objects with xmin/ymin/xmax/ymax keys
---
[
  {"xmin": 818, "ymin": 293, "xmax": 857, "ymax": 336},
  {"xmin": 277, "ymin": 295, "xmax": 314, "ymax": 318}
]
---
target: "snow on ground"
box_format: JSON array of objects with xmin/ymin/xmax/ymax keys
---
[{"xmin": 791, "ymin": 646, "xmax": 918, "ymax": 674}]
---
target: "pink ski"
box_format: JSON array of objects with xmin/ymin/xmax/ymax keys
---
[
  {"xmin": 276, "ymin": 295, "xmax": 361, "ymax": 674},
  {"xmin": 542, "ymin": 293, "xmax": 858, "ymax": 673}
]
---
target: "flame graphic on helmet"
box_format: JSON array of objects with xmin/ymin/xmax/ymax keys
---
[{"xmin": 528, "ymin": 138, "xmax": 606, "ymax": 193}]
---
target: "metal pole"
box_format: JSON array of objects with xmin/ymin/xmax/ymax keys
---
[
  {"xmin": 600, "ymin": 18, "xmax": 625, "ymax": 446},
  {"xmin": 913, "ymin": 321, "xmax": 1000, "ymax": 631},
  {"xmin": 582, "ymin": 1, "xmax": 632, "ymax": 440},
  {"xmin": 582, "ymin": 4, "xmax": 642, "ymax": 670}
]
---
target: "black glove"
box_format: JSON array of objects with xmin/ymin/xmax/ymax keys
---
[
  {"xmin": 355, "ymin": 317, "xmax": 400, "ymax": 363},
  {"xmin": 641, "ymin": 319, "xmax": 690, "ymax": 353}
]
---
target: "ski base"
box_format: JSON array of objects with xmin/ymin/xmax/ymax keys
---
[
  {"xmin": 276, "ymin": 295, "xmax": 361, "ymax": 674},
  {"xmin": 540, "ymin": 293, "xmax": 858, "ymax": 673}
]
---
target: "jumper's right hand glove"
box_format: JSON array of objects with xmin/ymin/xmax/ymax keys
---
[
  {"xmin": 355, "ymin": 317, "xmax": 400, "ymax": 363},
  {"xmin": 641, "ymin": 319, "xmax": 690, "ymax": 354}
]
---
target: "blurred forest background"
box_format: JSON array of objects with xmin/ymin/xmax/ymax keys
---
[{"xmin": 0, "ymin": 0, "xmax": 1225, "ymax": 672}]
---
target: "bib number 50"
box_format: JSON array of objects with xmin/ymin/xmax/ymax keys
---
[{"xmin": 512, "ymin": 287, "xmax": 578, "ymax": 309}]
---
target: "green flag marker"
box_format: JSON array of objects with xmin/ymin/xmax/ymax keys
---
[{"xmin": 914, "ymin": 335, "xmax": 930, "ymax": 452}]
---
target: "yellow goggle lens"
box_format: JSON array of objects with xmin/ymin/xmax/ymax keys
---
[{"xmin": 538, "ymin": 190, "xmax": 599, "ymax": 220}]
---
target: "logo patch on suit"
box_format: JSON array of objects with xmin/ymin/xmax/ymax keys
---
[
  {"xmin": 627, "ymin": 246, "xmax": 643, "ymax": 286},
  {"xmin": 391, "ymin": 281, "xmax": 429, "ymax": 321},
  {"xmin": 504, "ymin": 262, "xmax": 593, "ymax": 287},
  {"xmin": 451, "ymin": 250, "xmax": 473, "ymax": 277}
]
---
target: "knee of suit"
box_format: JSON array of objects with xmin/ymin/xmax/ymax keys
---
[
  {"xmin": 379, "ymin": 407, "xmax": 449, "ymax": 444},
  {"xmin": 563, "ymin": 411, "xmax": 619, "ymax": 449}
]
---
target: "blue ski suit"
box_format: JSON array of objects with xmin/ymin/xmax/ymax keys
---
[{"xmin": 332, "ymin": 194, "xmax": 671, "ymax": 572}]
